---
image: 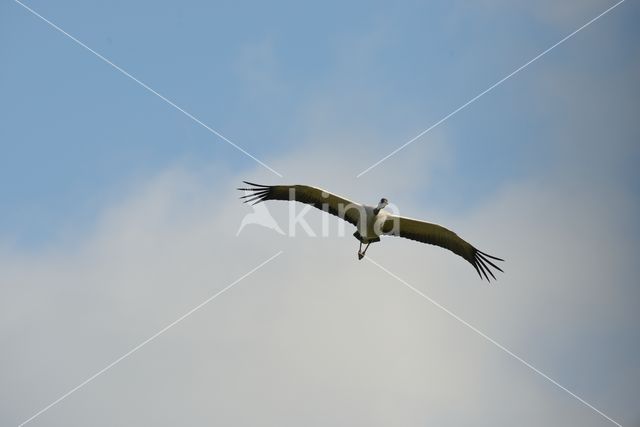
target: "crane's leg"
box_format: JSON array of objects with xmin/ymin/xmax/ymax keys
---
[
  {"xmin": 362, "ymin": 243, "xmax": 371, "ymax": 256},
  {"xmin": 358, "ymin": 242, "xmax": 370, "ymax": 260}
]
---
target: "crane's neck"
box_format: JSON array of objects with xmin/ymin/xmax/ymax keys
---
[{"xmin": 373, "ymin": 201, "xmax": 388, "ymax": 216}]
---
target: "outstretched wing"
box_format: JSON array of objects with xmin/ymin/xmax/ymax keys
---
[
  {"xmin": 382, "ymin": 215, "xmax": 504, "ymax": 282},
  {"xmin": 238, "ymin": 182, "xmax": 363, "ymax": 227}
]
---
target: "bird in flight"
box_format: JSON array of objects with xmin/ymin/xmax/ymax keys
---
[{"xmin": 239, "ymin": 182, "xmax": 503, "ymax": 281}]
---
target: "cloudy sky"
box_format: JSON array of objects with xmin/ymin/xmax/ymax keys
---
[{"xmin": 1, "ymin": 0, "xmax": 639, "ymax": 426}]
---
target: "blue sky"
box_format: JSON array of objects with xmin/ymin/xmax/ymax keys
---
[
  {"xmin": 4, "ymin": 0, "xmax": 637, "ymax": 246},
  {"xmin": 2, "ymin": 1, "xmax": 640, "ymax": 426}
]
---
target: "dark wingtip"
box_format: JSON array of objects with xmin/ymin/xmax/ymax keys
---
[
  {"xmin": 478, "ymin": 250, "xmax": 504, "ymax": 262},
  {"xmin": 240, "ymin": 192, "xmax": 265, "ymax": 199},
  {"xmin": 243, "ymin": 194, "xmax": 265, "ymax": 204},
  {"xmin": 477, "ymin": 252, "xmax": 504, "ymax": 273},
  {"xmin": 239, "ymin": 182, "xmax": 272, "ymax": 205},
  {"xmin": 242, "ymin": 181, "xmax": 269, "ymax": 187},
  {"xmin": 475, "ymin": 256, "xmax": 492, "ymax": 282},
  {"xmin": 471, "ymin": 261, "xmax": 483, "ymax": 280},
  {"xmin": 472, "ymin": 248, "xmax": 504, "ymax": 283}
]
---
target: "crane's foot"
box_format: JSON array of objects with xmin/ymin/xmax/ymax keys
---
[{"xmin": 357, "ymin": 242, "xmax": 370, "ymax": 260}]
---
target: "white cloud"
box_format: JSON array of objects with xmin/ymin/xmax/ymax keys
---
[{"xmin": 2, "ymin": 132, "xmax": 638, "ymax": 426}]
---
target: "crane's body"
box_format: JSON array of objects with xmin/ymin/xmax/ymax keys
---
[
  {"xmin": 355, "ymin": 205, "xmax": 385, "ymax": 241},
  {"xmin": 239, "ymin": 182, "xmax": 504, "ymax": 282},
  {"xmin": 352, "ymin": 203, "xmax": 389, "ymax": 258}
]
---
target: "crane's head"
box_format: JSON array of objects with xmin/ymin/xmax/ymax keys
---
[{"xmin": 377, "ymin": 198, "xmax": 389, "ymax": 210}]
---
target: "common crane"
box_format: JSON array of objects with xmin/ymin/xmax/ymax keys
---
[{"xmin": 239, "ymin": 182, "xmax": 503, "ymax": 281}]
